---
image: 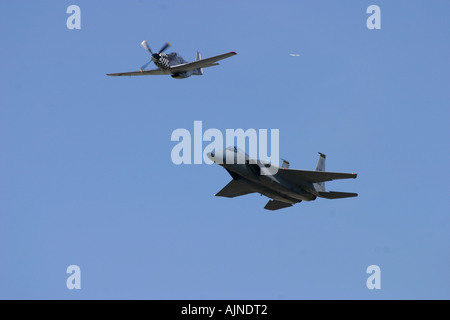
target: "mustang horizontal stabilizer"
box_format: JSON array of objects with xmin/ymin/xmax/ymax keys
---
[
  {"xmin": 318, "ymin": 191, "xmax": 358, "ymax": 199},
  {"xmin": 215, "ymin": 179, "xmax": 256, "ymax": 198},
  {"xmin": 264, "ymin": 200, "xmax": 293, "ymax": 211},
  {"xmin": 278, "ymin": 168, "xmax": 357, "ymax": 184}
]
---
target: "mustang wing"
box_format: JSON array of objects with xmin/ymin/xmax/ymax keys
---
[
  {"xmin": 107, "ymin": 52, "xmax": 235, "ymax": 76},
  {"xmin": 169, "ymin": 51, "xmax": 236, "ymax": 73},
  {"xmin": 106, "ymin": 69, "xmax": 170, "ymax": 76}
]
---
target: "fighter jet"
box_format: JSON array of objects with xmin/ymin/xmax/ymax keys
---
[
  {"xmin": 207, "ymin": 147, "xmax": 358, "ymax": 211},
  {"xmin": 107, "ymin": 41, "xmax": 236, "ymax": 79}
]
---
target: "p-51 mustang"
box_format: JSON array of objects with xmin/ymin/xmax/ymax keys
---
[
  {"xmin": 107, "ymin": 41, "xmax": 236, "ymax": 79},
  {"xmin": 208, "ymin": 148, "xmax": 358, "ymax": 211}
]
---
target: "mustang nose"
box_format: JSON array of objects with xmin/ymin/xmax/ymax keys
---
[{"xmin": 152, "ymin": 53, "xmax": 160, "ymax": 60}]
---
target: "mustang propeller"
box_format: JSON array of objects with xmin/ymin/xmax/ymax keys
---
[{"xmin": 140, "ymin": 41, "xmax": 171, "ymax": 71}]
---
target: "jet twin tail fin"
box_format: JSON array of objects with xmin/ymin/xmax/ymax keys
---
[{"xmin": 314, "ymin": 152, "xmax": 326, "ymax": 191}]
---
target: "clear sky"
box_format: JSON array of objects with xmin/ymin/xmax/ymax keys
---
[{"xmin": 1, "ymin": 0, "xmax": 449, "ymax": 299}]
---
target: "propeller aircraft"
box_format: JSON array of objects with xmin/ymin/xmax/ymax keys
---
[{"xmin": 107, "ymin": 41, "xmax": 236, "ymax": 79}]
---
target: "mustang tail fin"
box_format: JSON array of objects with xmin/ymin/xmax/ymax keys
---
[{"xmin": 191, "ymin": 52, "xmax": 204, "ymax": 75}]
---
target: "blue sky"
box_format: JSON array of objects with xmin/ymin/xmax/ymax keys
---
[{"xmin": 1, "ymin": 0, "xmax": 449, "ymax": 299}]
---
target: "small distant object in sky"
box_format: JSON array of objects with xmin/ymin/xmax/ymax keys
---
[
  {"xmin": 290, "ymin": 53, "xmax": 300, "ymax": 57},
  {"xmin": 107, "ymin": 40, "xmax": 236, "ymax": 79}
]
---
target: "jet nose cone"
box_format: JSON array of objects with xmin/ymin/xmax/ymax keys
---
[{"xmin": 207, "ymin": 150, "xmax": 225, "ymax": 165}]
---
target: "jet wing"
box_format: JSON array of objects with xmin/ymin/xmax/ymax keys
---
[
  {"xmin": 318, "ymin": 191, "xmax": 358, "ymax": 199},
  {"xmin": 169, "ymin": 51, "xmax": 237, "ymax": 73},
  {"xmin": 106, "ymin": 69, "xmax": 170, "ymax": 76},
  {"xmin": 264, "ymin": 200, "xmax": 293, "ymax": 211},
  {"xmin": 215, "ymin": 179, "xmax": 256, "ymax": 198},
  {"xmin": 277, "ymin": 168, "xmax": 357, "ymax": 184}
]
